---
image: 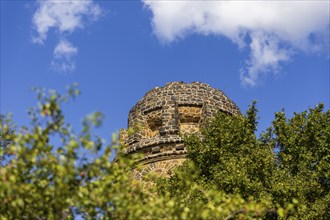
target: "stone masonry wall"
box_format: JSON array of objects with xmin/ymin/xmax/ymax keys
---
[{"xmin": 120, "ymin": 81, "xmax": 240, "ymax": 180}]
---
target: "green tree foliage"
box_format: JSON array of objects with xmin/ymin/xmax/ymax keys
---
[
  {"xmin": 1, "ymin": 85, "xmax": 328, "ymax": 219},
  {"xmin": 267, "ymin": 104, "xmax": 330, "ymax": 219},
  {"xmin": 0, "ymin": 85, "xmax": 268, "ymax": 219},
  {"xmin": 0, "ymin": 114, "xmax": 15, "ymax": 164},
  {"xmin": 158, "ymin": 102, "xmax": 330, "ymax": 219}
]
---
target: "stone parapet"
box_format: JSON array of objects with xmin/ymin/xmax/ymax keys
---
[{"xmin": 120, "ymin": 81, "xmax": 240, "ymax": 179}]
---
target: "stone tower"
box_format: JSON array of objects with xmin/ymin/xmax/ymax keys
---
[{"xmin": 120, "ymin": 82, "xmax": 240, "ymax": 180}]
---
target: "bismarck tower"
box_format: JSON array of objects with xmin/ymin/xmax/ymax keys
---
[{"xmin": 120, "ymin": 82, "xmax": 240, "ymax": 180}]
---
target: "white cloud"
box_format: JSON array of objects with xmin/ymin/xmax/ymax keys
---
[
  {"xmin": 32, "ymin": 0, "xmax": 102, "ymax": 72},
  {"xmin": 54, "ymin": 38, "xmax": 78, "ymax": 58},
  {"xmin": 52, "ymin": 39, "xmax": 78, "ymax": 72},
  {"xmin": 143, "ymin": 1, "xmax": 329, "ymax": 86},
  {"xmin": 240, "ymin": 31, "xmax": 293, "ymax": 87}
]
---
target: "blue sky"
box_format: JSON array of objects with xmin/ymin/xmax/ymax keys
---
[{"xmin": 1, "ymin": 1, "xmax": 329, "ymax": 142}]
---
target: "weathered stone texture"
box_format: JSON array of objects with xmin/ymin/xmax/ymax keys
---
[
  {"xmin": 120, "ymin": 81, "xmax": 240, "ymax": 180},
  {"xmin": 131, "ymin": 158, "xmax": 186, "ymax": 180}
]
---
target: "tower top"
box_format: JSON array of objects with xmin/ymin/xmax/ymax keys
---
[{"xmin": 120, "ymin": 81, "xmax": 240, "ymax": 179}]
